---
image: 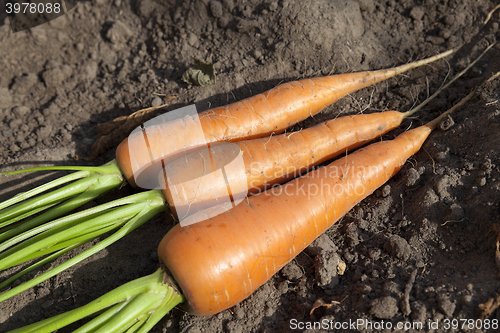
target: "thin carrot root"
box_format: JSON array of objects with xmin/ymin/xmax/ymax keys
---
[
  {"xmin": 403, "ymin": 43, "xmax": 496, "ymax": 119},
  {"xmin": 484, "ymin": 4, "xmax": 500, "ymax": 24}
]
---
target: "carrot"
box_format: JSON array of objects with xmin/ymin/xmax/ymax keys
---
[
  {"xmin": 116, "ymin": 49, "xmax": 455, "ymax": 188},
  {"xmin": 0, "ymin": 47, "xmax": 491, "ymax": 303},
  {"xmin": 161, "ymin": 109, "xmax": 418, "ymax": 221},
  {"xmin": 158, "ymin": 45, "xmax": 487, "ymax": 220},
  {"xmin": 6, "ymin": 87, "xmax": 478, "ymax": 333},
  {"xmin": 0, "ymin": 49, "xmax": 454, "ymax": 249},
  {"xmin": 160, "ymin": 92, "xmax": 475, "ymax": 316}
]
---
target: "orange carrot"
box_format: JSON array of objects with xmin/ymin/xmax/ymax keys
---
[
  {"xmin": 0, "ymin": 49, "xmax": 454, "ymax": 257},
  {"xmin": 159, "ymin": 47, "xmax": 484, "ymax": 221},
  {"xmin": 5, "ymin": 88, "xmax": 479, "ymax": 333},
  {"xmin": 116, "ymin": 49, "xmax": 455, "ymax": 188},
  {"xmin": 161, "ymin": 110, "xmax": 412, "ymax": 220},
  {"xmin": 3, "ymin": 46, "xmax": 492, "ymax": 306},
  {"xmin": 158, "ymin": 91, "xmax": 474, "ymax": 316}
]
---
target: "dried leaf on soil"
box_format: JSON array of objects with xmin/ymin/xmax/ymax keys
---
[
  {"xmin": 80, "ymin": 97, "xmax": 175, "ymax": 161},
  {"xmin": 182, "ymin": 59, "xmax": 216, "ymax": 86},
  {"xmin": 479, "ymin": 289, "xmax": 500, "ymax": 320},
  {"xmin": 310, "ymin": 298, "xmax": 341, "ymax": 315},
  {"xmin": 493, "ymin": 225, "xmax": 500, "ymax": 273}
]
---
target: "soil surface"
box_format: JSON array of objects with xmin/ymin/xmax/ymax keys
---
[{"xmin": 1, "ymin": 0, "xmax": 500, "ymax": 332}]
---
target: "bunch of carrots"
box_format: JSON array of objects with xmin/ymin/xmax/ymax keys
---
[{"xmin": 0, "ymin": 43, "xmax": 496, "ymax": 332}]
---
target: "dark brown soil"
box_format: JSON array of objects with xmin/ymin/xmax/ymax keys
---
[{"xmin": 1, "ymin": 0, "xmax": 500, "ymax": 332}]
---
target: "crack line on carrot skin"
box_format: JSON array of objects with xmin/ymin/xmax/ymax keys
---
[{"xmin": 248, "ymin": 100, "xmax": 266, "ymax": 122}]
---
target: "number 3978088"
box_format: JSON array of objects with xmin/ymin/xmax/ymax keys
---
[
  {"xmin": 442, "ymin": 319, "xmax": 498, "ymax": 330},
  {"xmin": 5, "ymin": 2, "xmax": 61, "ymax": 14}
]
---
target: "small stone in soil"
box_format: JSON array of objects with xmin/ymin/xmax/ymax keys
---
[
  {"xmin": 268, "ymin": 1, "xmax": 278, "ymax": 11},
  {"xmin": 439, "ymin": 115, "xmax": 455, "ymax": 131},
  {"xmin": 404, "ymin": 168, "xmax": 420, "ymax": 186},
  {"xmin": 222, "ymin": 0, "xmax": 234, "ymax": 12},
  {"xmin": 478, "ymin": 177, "xmax": 487, "ymax": 186},
  {"xmin": 218, "ymin": 14, "xmax": 232, "ymax": 29},
  {"xmin": 410, "ymin": 6, "xmax": 425, "ymax": 21},
  {"xmin": 281, "ymin": 261, "xmax": 303, "ymax": 281},
  {"xmin": 382, "ymin": 184, "xmax": 391, "ymax": 197},
  {"xmin": 234, "ymin": 305, "xmax": 245, "ymax": 319},
  {"xmin": 384, "ymin": 235, "xmax": 411, "ymax": 261},
  {"xmin": 345, "ymin": 222, "xmax": 359, "ymax": 247},
  {"xmin": 436, "ymin": 293, "xmax": 456, "ymax": 317},
  {"xmin": 210, "ymin": 1, "xmax": 224, "ymax": 18},
  {"xmin": 461, "ymin": 294, "xmax": 472, "ymax": 305},
  {"xmin": 315, "ymin": 251, "xmax": 344, "ymax": 290},
  {"xmin": 305, "ymin": 233, "xmax": 338, "ymax": 257},
  {"xmin": 369, "ymin": 296, "xmax": 399, "ymax": 319},
  {"xmin": 411, "ymin": 300, "xmax": 427, "ymax": 322},
  {"xmin": 37, "ymin": 125, "xmax": 53, "ymax": 139},
  {"xmin": 9, "ymin": 143, "xmax": 20, "ymax": 152},
  {"xmin": 106, "ymin": 20, "xmax": 133, "ymax": 45},
  {"xmin": 9, "ymin": 118, "xmax": 22, "ymax": 129},
  {"xmin": 11, "ymin": 73, "xmax": 38, "ymax": 94},
  {"xmin": 0, "ymin": 88, "xmax": 13, "ymax": 108},
  {"xmin": 2, "ymin": 129, "xmax": 12, "ymax": 137},
  {"xmin": 444, "ymin": 203, "xmax": 464, "ymax": 222},
  {"xmin": 151, "ymin": 96, "xmax": 163, "ymax": 107}
]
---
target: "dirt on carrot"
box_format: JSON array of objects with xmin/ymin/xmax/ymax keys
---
[{"xmin": 1, "ymin": 1, "xmax": 500, "ymax": 332}]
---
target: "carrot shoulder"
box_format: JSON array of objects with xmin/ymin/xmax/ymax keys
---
[
  {"xmin": 116, "ymin": 50, "xmax": 454, "ymax": 187},
  {"xmin": 159, "ymin": 123, "xmax": 433, "ymax": 316}
]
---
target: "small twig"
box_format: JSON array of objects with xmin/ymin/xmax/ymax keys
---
[
  {"xmin": 423, "ymin": 147, "xmax": 436, "ymax": 175},
  {"xmin": 441, "ymin": 217, "xmax": 467, "ymax": 226},
  {"xmin": 484, "ymin": 4, "xmax": 500, "ymax": 24}
]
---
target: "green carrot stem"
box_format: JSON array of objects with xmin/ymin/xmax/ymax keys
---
[
  {"xmin": 112, "ymin": 313, "xmax": 151, "ymax": 333},
  {"xmin": 0, "ymin": 170, "xmax": 91, "ymax": 211},
  {"xmin": 0, "ymin": 202, "xmax": 150, "ymax": 270},
  {"xmin": 73, "ymin": 302, "xmax": 130, "ymax": 333},
  {"xmin": 120, "ymin": 313, "xmax": 151, "ymax": 333},
  {"xmin": 6, "ymin": 268, "xmax": 184, "ymax": 333},
  {"xmin": 7, "ymin": 222, "xmax": 121, "ymax": 268},
  {"xmin": 0, "ymin": 202, "xmax": 60, "ymax": 231},
  {"xmin": 0, "ymin": 174, "xmax": 103, "ymax": 225},
  {"xmin": 94, "ymin": 293, "xmax": 166, "ymax": 333},
  {"xmin": 0, "ymin": 173, "xmax": 123, "ymax": 243},
  {"xmin": 0, "ymin": 190, "xmax": 163, "ymax": 254},
  {"xmin": 0, "ymin": 209, "xmax": 102, "ymax": 254},
  {"xmin": 0, "ymin": 209, "xmax": 106, "ymax": 260},
  {"xmin": 0, "ymin": 240, "xmax": 85, "ymax": 290},
  {"xmin": 0, "ymin": 191, "xmax": 166, "ymax": 303},
  {"xmin": 1, "ymin": 159, "xmax": 122, "ymax": 176},
  {"xmin": 125, "ymin": 315, "xmax": 152, "ymax": 333},
  {"xmin": 135, "ymin": 285, "xmax": 184, "ymax": 333},
  {"xmin": 0, "ymin": 160, "xmax": 124, "ymax": 225}
]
